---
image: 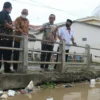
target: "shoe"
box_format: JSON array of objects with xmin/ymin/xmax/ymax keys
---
[
  {"xmin": 0, "ymin": 69, "xmax": 3, "ymax": 74},
  {"xmin": 4, "ymin": 69, "xmax": 15, "ymax": 73},
  {"xmin": 44, "ymin": 68, "xmax": 49, "ymax": 71},
  {"xmin": 39, "ymin": 68, "xmax": 44, "ymax": 72}
]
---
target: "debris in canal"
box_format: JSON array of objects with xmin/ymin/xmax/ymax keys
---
[
  {"xmin": 46, "ymin": 97, "xmax": 54, "ymax": 100},
  {"xmin": 8, "ymin": 90, "xmax": 16, "ymax": 97},
  {"xmin": 20, "ymin": 80, "xmax": 34, "ymax": 94},
  {"xmin": 1, "ymin": 94, "xmax": 8, "ymax": 99},
  {"xmin": 0, "ymin": 91, "xmax": 3, "ymax": 96},
  {"xmin": 90, "ymin": 79, "xmax": 96, "ymax": 84},
  {"xmin": 65, "ymin": 84, "xmax": 73, "ymax": 88},
  {"xmin": 90, "ymin": 79, "xmax": 96, "ymax": 88},
  {"xmin": 25, "ymin": 80, "xmax": 34, "ymax": 90},
  {"xmin": 96, "ymin": 77, "xmax": 100, "ymax": 82}
]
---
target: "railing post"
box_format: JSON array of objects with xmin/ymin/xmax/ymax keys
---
[
  {"xmin": 56, "ymin": 40, "xmax": 65, "ymax": 73},
  {"xmin": 18, "ymin": 35, "xmax": 28, "ymax": 73},
  {"xmin": 61, "ymin": 40, "xmax": 66, "ymax": 72},
  {"xmin": 84, "ymin": 44, "xmax": 91, "ymax": 68}
]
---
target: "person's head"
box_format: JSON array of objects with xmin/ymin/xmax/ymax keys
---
[
  {"xmin": 49, "ymin": 14, "xmax": 56, "ymax": 24},
  {"xmin": 66, "ymin": 19, "xmax": 73, "ymax": 28},
  {"xmin": 21, "ymin": 9, "xmax": 28, "ymax": 19},
  {"xmin": 3, "ymin": 2, "xmax": 12, "ymax": 14}
]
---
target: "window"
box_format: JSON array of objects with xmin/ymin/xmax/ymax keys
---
[{"xmin": 82, "ymin": 38, "xmax": 87, "ymax": 41}]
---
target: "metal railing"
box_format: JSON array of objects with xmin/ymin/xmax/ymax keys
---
[{"xmin": 0, "ymin": 33, "xmax": 98, "ymax": 73}]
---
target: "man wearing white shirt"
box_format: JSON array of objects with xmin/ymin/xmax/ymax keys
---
[{"xmin": 54, "ymin": 19, "xmax": 76, "ymax": 69}]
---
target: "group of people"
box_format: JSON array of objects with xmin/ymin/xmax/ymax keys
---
[
  {"xmin": 40, "ymin": 14, "xmax": 76, "ymax": 71},
  {"xmin": 0, "ymin": 2, "xmax": 29, "ymax": 73},
  {"xmin": 0, "ymin": 2, "xmax": 76, "ymax": 73}
]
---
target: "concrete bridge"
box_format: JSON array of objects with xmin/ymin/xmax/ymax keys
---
[{"xmin": 0, "ymin": 34, "xmax": 100, "ymax": 89}]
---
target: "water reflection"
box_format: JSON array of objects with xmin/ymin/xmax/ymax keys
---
[
  {"xmin": 63, "ymin": 92, "xmax": 81, "ymax": 100},
  {"xmin": 7, "ymin": 83, "xmax": 100, "ymax": 100}
]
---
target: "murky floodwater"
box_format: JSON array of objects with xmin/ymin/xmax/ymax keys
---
[{"xmin": 7, "ymin": 83, "xmax": 100, "ymax": 100}]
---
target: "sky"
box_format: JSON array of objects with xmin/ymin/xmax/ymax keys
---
[{"xmin": 0, "ymin": 0, "xmax": 100, "ymax": 25}]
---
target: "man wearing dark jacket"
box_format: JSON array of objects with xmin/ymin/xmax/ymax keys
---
[{"xmin": 0, "ymin": 2, "xmax": 16, "ymax": 73}]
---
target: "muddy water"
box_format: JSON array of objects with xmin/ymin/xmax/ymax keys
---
[{"xmin": 8, "ymin": 83, "xmax": 100, "ymax": 100}]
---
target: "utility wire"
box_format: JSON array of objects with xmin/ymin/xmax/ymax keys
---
[
  {"xmin": 30, "ymin": 0, "xmax": 85, "ymax": 16},
  {"xmin": 13, "ymin": 0, "xmax": 84, "ymax": 17}
]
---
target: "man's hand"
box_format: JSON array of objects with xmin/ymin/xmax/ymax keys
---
[
  {"xmin": 24, "ymin": 33, "xmax": 28, "ymax": 36},
  {"xmin": 40, "ymin": 26, "xmax": 50, "ymax": 32},
  {"xmin": 54, "ymin": 26, "xmax": 58, "ymax": 32},
  {"xmin": 12, "ymin": 28, "xmax": 18, "ymax": 31},
  {"xmin": 62, "ymin": 38, "xmax": 66, "ymax": 42},
  {"xmin": 73, "ymin": 42, "xmax": 77, "ymax": 46}
]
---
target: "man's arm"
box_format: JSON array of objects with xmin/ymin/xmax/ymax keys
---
[
  {"xmin": 15, "ymin": 18, "xmax": 24, "ymax": 34},
  {"xmin": 0, "ymin": 12, "xmax": 15, "ymax": 30},
  {"xmin": 57, "ymin": 28, "xmax": 65, "ymax": 41},
  {"xmin": 71, "ymin": 36, "xmax": 76, "ymax": 46},
  {"xmin": 39, "ymin": 24, "xmax": 51, "ymax": 33},
  {"xmin": 39, "ymin": 24, "xmax": 46, "ymax": 33},
  {"xmin": 4, "ymin": 21, "xmax": 14, "ymax": 30}
]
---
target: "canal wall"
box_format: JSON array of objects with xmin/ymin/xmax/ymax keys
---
[{"xmin": 0, "ymin": 70, "xmax": 100, "ymax": 90}]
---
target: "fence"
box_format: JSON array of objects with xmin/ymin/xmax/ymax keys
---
[{"xmin": 0, "ymin": 33, "xmax": 98, "ymax": 73}]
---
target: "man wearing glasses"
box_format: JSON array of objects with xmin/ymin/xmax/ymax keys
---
[{"xmin": 40, "ymin": 14, "xmax": 58, "ymax": 71}]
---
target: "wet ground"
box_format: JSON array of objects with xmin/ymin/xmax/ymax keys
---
[{"xmin": 7, "ymin": 83, "xmax": 100, "ymax": 100}]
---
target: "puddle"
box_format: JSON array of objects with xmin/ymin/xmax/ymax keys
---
[{"xmin": 7, "ymin": 83, "xmax": 100, "ymax": 100}]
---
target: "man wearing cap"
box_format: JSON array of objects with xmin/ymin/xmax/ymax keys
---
[
  {"xmin": 40, "ymin": 14, "xmax": 58, "ymax": 71},
  {"xmin": 54, "ymin": 19, "xmax": 76, "ymax": 69},
  {"xmin": 13, "ymin": 9, "xmax": 29, "ymax": 71},
  {"xmin": 0, "ymin": 2, "xmax": 16, "ymax": 73}
]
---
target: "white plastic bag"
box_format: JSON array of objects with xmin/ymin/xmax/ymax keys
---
[
  {"xmin": 25, "ymin": 80, "xmax": 34, "ymax": 90},
  {"xmin": 1, "ymin": 94, "xmax": 8, "ymax": 99},
  {"xmin": 0, "ymin": 90, "xmax": 3, "ymax": 95},
  {"xmin": 8, "ymin": 90, "xmax": 16, "ymax": 96}
]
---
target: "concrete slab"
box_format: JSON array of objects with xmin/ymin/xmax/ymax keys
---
[{"xmin": 0, "ymin": 71, "xmax": 100, "ymax": 90}]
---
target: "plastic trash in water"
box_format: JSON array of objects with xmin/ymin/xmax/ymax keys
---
[
  {"xmin": 20, "ymin": 81, "xmax": 34, "ymax": 94},
  {"xmin": 0, "ymin": 90, "xmax": 3, "ymax": 95},
  {"xmin": 96, "ymin": 78, "xmax": 100, "ymax": 82},
  {"xmin": 46, "ymin": 97, "xmax": 54, "ymax": 100},
  {"xmin": 90, "ymin": 79, "xmax": 96, "ymax": 84},
  {"xmin": 25, "ymin": 80, "xmax": 34, "ymax": 91},
  {"xmin": 1, "ymin": 94, "xmax": 8, "ymax": 99},
  {"xmin": 65, "ymin": 84, "xmax": 73, "ymax": 88},
  {"xmin": 90, "ymin": 79, "xmax": 96, "ymax": 88},
  {"xmin": 8, "ymin": 90, "xmax": 16, "ymax": 97}
]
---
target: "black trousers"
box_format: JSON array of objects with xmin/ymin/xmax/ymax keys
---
[
  {"xmin": 13, "ymin": 41, "xmax": 20, "ymax": 71},
  {"xmin": 54, "ymin": 47, "xmax": 69, "ymax": 69},
  {"xmin": 40, "ymin": 44, "xmax": 53, "ymax": 69},
  {"xmin": 0, "ymin": 39, "xmax": 13, "ymax": 72}
]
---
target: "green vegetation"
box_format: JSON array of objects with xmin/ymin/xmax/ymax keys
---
[{"xmin": 42, "ymin": 82, "xmax": 56, "ymax": 89}]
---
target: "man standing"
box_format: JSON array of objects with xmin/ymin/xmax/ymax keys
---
[
  {"xmin": 0, "ymin": 2, "xmax": 16, "ymax": 73},
  {"xmin": 13, "ymin": 9, "xmax": 29, "ymax": 71},
  {"xmin": 40, "ymin": 14, "xmax": 58, "ymax": 71},
  {"xmin": 54, "ymin": 19, "xmax": 76, "ymax": 69}
]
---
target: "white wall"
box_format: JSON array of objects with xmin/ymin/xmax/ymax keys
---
[{"xmin": 71, "ymin": 23, "xmax": 100, "ymax": 62}]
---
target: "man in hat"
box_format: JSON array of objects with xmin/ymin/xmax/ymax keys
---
[{"xmin": 54, "ymin": 19, "xmax": 76, "ymax": 69}]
